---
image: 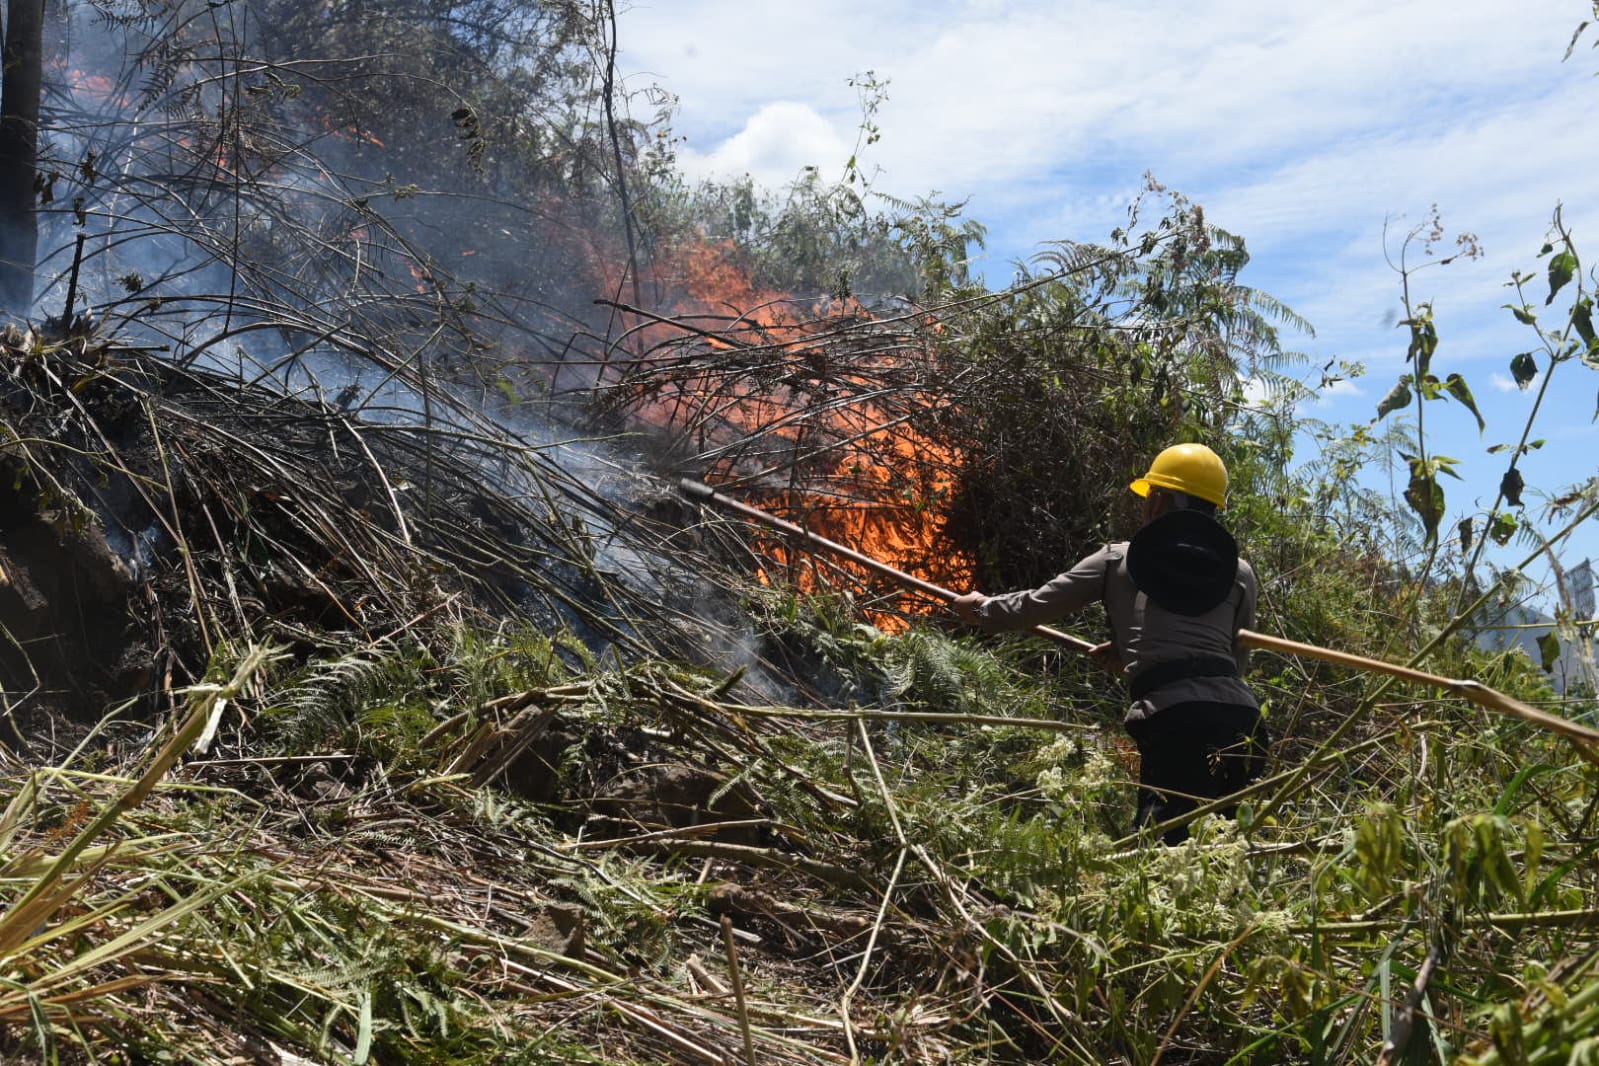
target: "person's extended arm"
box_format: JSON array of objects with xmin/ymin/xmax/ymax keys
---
[{"xmin": 952, "ymin": 547, "xmax": 1115, "ymax": 632}]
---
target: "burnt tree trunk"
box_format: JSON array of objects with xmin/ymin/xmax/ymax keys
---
[{"xmin": 0, "ymin": 0, "xmax": 45, "ymax": 314}]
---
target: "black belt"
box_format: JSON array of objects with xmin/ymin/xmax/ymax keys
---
[{"xmin": 1128, "ymin": 655, "xmax": 1239, "ymax": 701}]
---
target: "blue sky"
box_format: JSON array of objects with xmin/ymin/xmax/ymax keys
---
[{"xmin": 617, "ymin": 0, "xmax": 1599, "ymax": 609}]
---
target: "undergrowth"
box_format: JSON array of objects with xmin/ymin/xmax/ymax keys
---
[{"xmin": 3, "ymin": 570, "xmax": 1599, "ymax": 1064}]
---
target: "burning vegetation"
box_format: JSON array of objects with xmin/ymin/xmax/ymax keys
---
[{"xmin": 596, "ymin": 235, "xmax": 976, "ymax": 626}]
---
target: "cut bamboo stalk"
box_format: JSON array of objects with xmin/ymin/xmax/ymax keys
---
[
  {"xmin": 1238, "ymin": 629, "xmax": 1599, "ymax": 749},
  {"xmin": 720, "ymin": 915, "xmax": 757, "ymax": 1066}
]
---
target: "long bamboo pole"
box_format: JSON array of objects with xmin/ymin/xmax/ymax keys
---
[
  {"xmin": 679, "ymin": 478, "xmax": 1096, "ymax": 652},
  {"xmin": 679, "ymin": 479, "xmax": 1599, "ymax": 751}
]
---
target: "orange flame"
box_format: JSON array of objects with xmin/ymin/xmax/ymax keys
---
[
  {"xmin": 611, "ymin": 237, "xmax": 972, "ymax": 627},
  {"xmin": 320, "ymin": 118, "xmax": 386, "ymax": 148},
  {"xmin": 61, "ymin": 67, "xmax": 137, "ymax": 111}
]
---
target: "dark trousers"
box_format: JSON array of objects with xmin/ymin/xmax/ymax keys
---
[{"xmin": 1125, "ymin": 701, "xmax": 1267, "ymax": 845}]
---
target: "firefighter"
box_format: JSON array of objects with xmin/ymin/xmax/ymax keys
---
[{"xmin": 951, "ymin": 443, "xmax": 1267, "ymax": 844}]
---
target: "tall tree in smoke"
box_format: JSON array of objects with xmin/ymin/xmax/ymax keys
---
[{"xmin": 0, "ymin": 0, "xmax": 43, "ymax": 312}]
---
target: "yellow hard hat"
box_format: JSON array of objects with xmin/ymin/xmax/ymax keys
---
[{"xmin": 1129, "ymin": 443, "xmax": 1228, "ymax": 509}]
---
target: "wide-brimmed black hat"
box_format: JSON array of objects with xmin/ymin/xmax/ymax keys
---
[{"xmin": 1126, "ymin": 510, "xmax": 1239, "ymax": 616}]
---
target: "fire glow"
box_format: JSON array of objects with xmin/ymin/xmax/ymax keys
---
[
  {"xmin": 607, "ymin": 238, "xmax": 973, "ymax": 627},
  {"xmin": 63, "ymin": 67, "xmax": 134, "ymax": 109}
]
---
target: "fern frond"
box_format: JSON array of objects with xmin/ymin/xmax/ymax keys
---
[
  {"xmin": 1245, "ymin": 289, "xmax": 1317, "ymax": 338},
  {"xmin": 1030, "ymin": 241, "xmax": 1121, "ymax": 280},
  {"xmin": 882, "ymin": 629, "xmax": 1020, "ymax": 714},
  {"xmin": 264, "ymin": 640, "xmax": 424, "ymax": 749}
]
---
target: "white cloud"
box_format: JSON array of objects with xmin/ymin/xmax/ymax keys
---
[
  {"xmin": 621, "ymin": 1, "xmax": 1584, "ymax": 202},
  {"xmin": 674, "ymin": 101, "xmax": 852, "ymax": 189},
  {"xmin": 1313, "ymin": 377, "xmax": 1364, "ymax": 409},
  {"xmin": 1490, "ymin": 372, "xmax": 1541, "ymax": 393}
]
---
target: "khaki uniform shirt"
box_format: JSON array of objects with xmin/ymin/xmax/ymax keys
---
[{"xmin": 975, "ymin": 542, "xmax": 1259, "ymax": 723}]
